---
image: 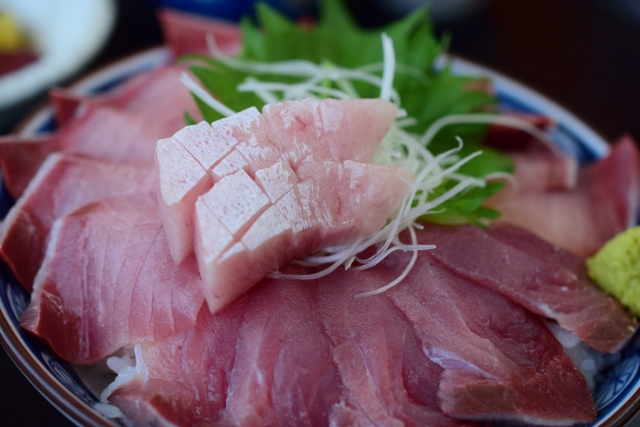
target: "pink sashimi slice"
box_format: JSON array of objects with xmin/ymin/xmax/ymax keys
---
[
  {"xmin": 318, "ymin": 98, "xmax": 399, "ymax": 163},
  {"xmin": 157, "ymin": 98, "xmax": 398, "ymax": 270},
  {"xmin": 157, "ymin": 8, "xmax": 242, "ymax": 57},
  {"xmin": 254, "ymin": 161, "xmax": 298, "ymax": 203},
  {"xmin": 201, "ymin": 169, "xmax": 270, "ymax": 237},
  {"xmin": 487, "ymin": 135, "xmax": 640, "ymax": 258},
  {"xmin": 19, "ymin": 195, "xmax": 204, "ymax": 364},
  {"xmin": 194, "ymin": 160, "xmax": 412, "ymax": 313},
  {"xmin": 422, "ymin": 223, "xmax": 637, "ymax": 353},
  {"xmin": 211, "ymin": 150, "xmax": 250, "ymax": 182},
  {"xmin": 0, "ymin": 154, "xmax": 155, "ymax": 291},
  {"xmin": 50, "ymin": 65, "xmax": 199, "ymax": 127},
  {"xmin": 172, "ymin": 121, "xmax": 233, "ymax": 171},
  {"xmin": 263, "ymin": 98, "xmax": 398, "ymax": 168},
  {"xmin": 296, "ymin": 160, "xmax": 413, "ymax": 241},
  {"xmin": 156, "ymin": 137, "xmax": 210, "ymax": 263},
  {"xmin": 263, "ymin": 98, "xmax": 328, "ymax": 167},
  {"xmin": 382, "ymin": 249, "xmax": 596, "ymax": 424}
]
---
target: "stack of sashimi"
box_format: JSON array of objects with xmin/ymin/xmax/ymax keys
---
[{"xmin": 1, "ymin": 10, "xmax": 640, "ymax": 427}]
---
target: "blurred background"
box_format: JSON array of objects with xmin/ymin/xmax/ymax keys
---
[{"xmin": 1, "ymin": 0, "xmax": 639, "ymax": 425}]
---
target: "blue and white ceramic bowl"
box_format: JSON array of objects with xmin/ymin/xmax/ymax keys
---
[{"xmin": 0, "ymin": 47, "xmax": 638, "ymax": 426}]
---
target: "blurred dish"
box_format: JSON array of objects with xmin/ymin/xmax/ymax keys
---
[{"xmin": 0, "ymin": 0, "xmax": 115, "ymax": 130}]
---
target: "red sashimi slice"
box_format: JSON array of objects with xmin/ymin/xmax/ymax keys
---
[
  {"xmin": 107, "ymin": 245, "xmax": 594, "ymax": 426},
  {"xmin": 50, "ymin": 65, "xmax": 199, "ymax": 127},
  {"xmin": 1, "ymin": 104, "xmax": 185, "ymax": 200},
  {"xmin": 483, "ymin": 112, "xmax": 555, "ymax": 152},
  {"xmin": 219, "ymin": 280, "xmax": 340, "ymax": 427},
  {"xmin": 423, "ymin": 223, "xmax": 637, "ymax": 353},
  {"xmin": 0, "ymin": 154, "xmax": 155, "ymax": 291},
  {"xmin": 0, "ymin": 134, "xmax": 55, "ymax": 199},
  {"xmin": 317, "ymin": 268, "xmax": 473, "ymax": 427},
  {"xmin": 487, "ymin": 136, "xmax": 640, "ymax": 258},
  {"xmin": 509, "ymin": 151, "xmax": 578, "ymax": 192},
  {"xmin": 109, "ymin": 280, "xmax": 342, "ymax": 427},
  {"xmin": 19, "ymin": 195, "xmax": 204, "ymax": 364},
  {"xmin": 382, "ymin": 250, "xmax": 596, "ymax": 424},
  {"xmin": 157, "ymin": 8, "xmax": 242, "ymax": 57},
  {"xmin": 109, "ymin": 304, "xmax": 244, "ymax": 426}
]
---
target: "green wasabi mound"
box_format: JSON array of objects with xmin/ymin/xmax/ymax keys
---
[{"xmin": 587, "ymin": 226, "xmax": 640, "ymax": 318}]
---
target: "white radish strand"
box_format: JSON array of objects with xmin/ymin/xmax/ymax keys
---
[
  {"xmin": 420, "ymin": 113, "xmax": 559, "ymax": 154},
  {"xmin": 380, "ymin": 33, "xmax": 395, "ymax": 101},
  {"xmin": 180, "ymin": 72, "xmax": 236, "ymax": 117},
  {"xmin": 354, "ymin": 225, "xmax": 420, "ymax": 298}
]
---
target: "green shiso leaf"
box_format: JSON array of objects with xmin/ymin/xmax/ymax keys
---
[{"xmin": 184, "ymin": 0, "xmax": 512, "ymax": 226}]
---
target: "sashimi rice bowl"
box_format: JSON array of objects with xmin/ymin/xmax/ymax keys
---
[{"xmin": 2, "ymin": 1, "xmax": 640, "ymax": 426}]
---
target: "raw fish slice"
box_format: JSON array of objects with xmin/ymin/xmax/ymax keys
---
[
  {"xmin": 318, "ymin": 98, "xmax": 398, "ymax": 163},
  {"xmin": 423, "ymin": 223, "xmax": 637, "ymax": 353},
  {"xmin": 510, "ymin": 151, "xmax": 578, "ymax": 192},
  {"xmin": 194, "ymin": 160, "xmax": 412, "ymax": 313},
  {"xmin": 156, "ymin": 137, "xmax": 210, "ymax": 263},
  {"xmin": 211, "ymin": 107, "xmax": 284, "ymax": 176},
  {"xmin": 0, "ymin": 134, "xmax": 55, "ymax": 199},
  {"xmin": 211, "ymin": 150, "xmax": 249, "ymax": 182},
  {"xmin": 255, "ymin": 161, "xmax": 298, "ymax": 203},
  {"xmin": 19, "ymin": 195, "xmax": 204, "ymax": 364},
  {"xmin": 382, "ymin": 250, "xmax": 596, "ymax": 424},
  {"xmin": 109, "ymin": 281, "xmax": 341, "ymax": 427},
  {"xmin": 296, "ymin": 160, "xmax": 412, "ymax": 240},
  {"xmin": 200, "ymin": 169, "xmax": 270, "ymax": 237},
  {"xmin": 197, "ymin": 204, "xmax": 293, "ymax": 313},
  {"xmin": 263, "ymin": 98, "xmax": 328, "ymax": 167},
  {"xmin": 0, "ymin": 104, "xmax": 183, "ymax": 199},
  {"xmin": 0, "ymin": 154, "xmax": 155, "ymax": 291},
  {"xmin": 172, "ymin": 121, "xmax": 232, "ymax": 170},
  {"xmin": 157, "ymin": 7, "xmax": 242, "ymax": 57},
  {"xmin": 50, "ymin": 66, "xmax": 199, "ymax": 127},
  {"xmin": 235, "ymin": 134, "xmax": 285, "ymax": 175},
  {"xmin": 193, "ymin": 199, "xmax": 234, "ymax": 294},
  {"xmin": 220, "ymin": 280, "xmax": 340, "ymax": 427},
  {"xmin": 211, "ymin": 106, "xmax": 268, "ymax": 149},
  {"xmin": 109, "ymin": 304, "xmax": 245, "ymax": 426},
  {"xmin": 65, "ymin": 105, "xmax": 182, "ymax": 164},
  {"xmin": 483, "ymin": 112, "xmax": 555, "ymax": 152},
  {"xmin": 317, "ymin": 268, "xmax": 469, "ymax": 427},
  {"xmin": 487, "ymin": 136, "xmax": 640, "ymax": 257}
]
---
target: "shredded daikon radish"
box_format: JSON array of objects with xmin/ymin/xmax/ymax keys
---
[
  {"xmin": 380, "ymin": 33, "xmax": 395, "ymax": 101},
  {"xmin": 180, "ymin": 72, "xmax": 235, "ymax": 117}
]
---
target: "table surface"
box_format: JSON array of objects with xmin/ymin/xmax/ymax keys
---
[{"xmin": 1, "ymin": 0, "xmax": 640, "ymax": 425}]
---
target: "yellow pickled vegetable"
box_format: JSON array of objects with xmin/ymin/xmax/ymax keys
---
[
  {"xmin": 587, "ymin": 226, "xmax": 640, "ymax": 318},
  {"xmin": 0, "ymin": 13, "xmax": 29, "ymax": 52}
]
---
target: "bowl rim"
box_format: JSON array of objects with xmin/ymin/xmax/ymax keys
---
[{"xmin": 1, "ymin": 46, "xmax": 636, "ymax": 427}]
